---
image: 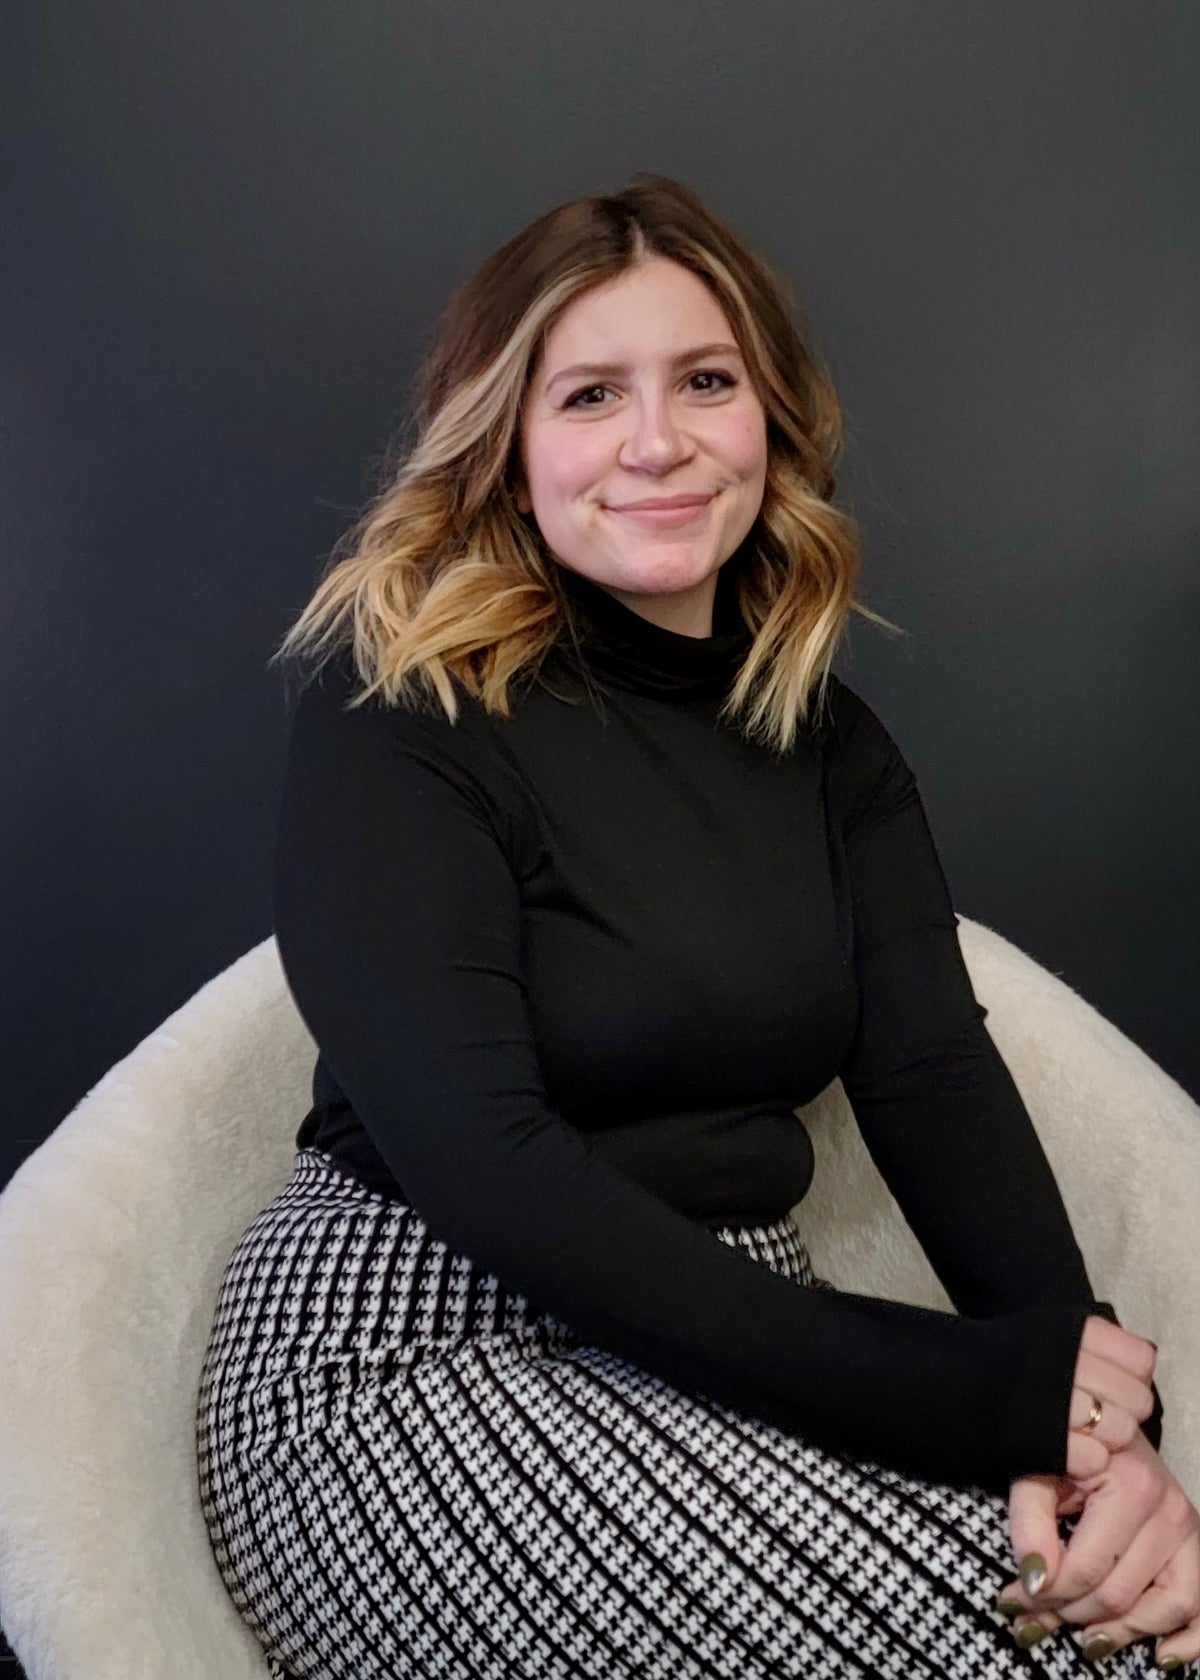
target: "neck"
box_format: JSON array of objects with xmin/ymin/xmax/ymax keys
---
[
  {"xmin": 548, "ymin": 560, "xmax": 753, "ymax": 703},
  {"xmin": 589, "ymin": 575, "xmax": 718, "ymax": 640}
]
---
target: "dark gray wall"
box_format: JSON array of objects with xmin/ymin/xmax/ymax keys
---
[{"xmin": 5, "ymin": 0, "xmax": 1198, "ymax": 1197}]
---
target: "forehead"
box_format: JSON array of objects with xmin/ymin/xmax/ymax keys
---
[{"xmin": 539, "ymin": 261, "xmax": 736, "ymax": 369}]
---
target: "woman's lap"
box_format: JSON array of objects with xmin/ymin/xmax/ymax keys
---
[{"xmin": 197, "ymin": 1151, "xmax": 1160, "ymax": 1679}]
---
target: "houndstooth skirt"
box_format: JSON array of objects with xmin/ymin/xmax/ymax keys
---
[{"xmin": 195, "ymin": 1146, "xmax": 1163, "ymax": 1680}]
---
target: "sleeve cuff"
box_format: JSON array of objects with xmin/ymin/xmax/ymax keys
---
[{"xmin": 984, "ymin": 1295, "xmax": 1094, "ymax": 1492}]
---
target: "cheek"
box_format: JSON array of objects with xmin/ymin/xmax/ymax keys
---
[
  {"xmin": 717, "ymin": 408, "xmax": 768, "ymax": 479},
  {"xmin": 530, "ymin": 429, "xmax": 609, "ymax": 497}
]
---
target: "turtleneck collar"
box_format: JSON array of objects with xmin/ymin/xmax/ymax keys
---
[{"xmin": 551, "ymin": 560, "xmax": 754, "ymax": 702}]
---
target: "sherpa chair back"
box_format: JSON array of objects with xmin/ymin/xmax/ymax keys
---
[{"xmin": 0, "ymin": 921, "xmax": 1197, "ymax": 1680}]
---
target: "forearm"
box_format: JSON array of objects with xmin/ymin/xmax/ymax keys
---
[{"xmin": 844, "ymin": 988, "xmax": 1098, "ymax": 1319}]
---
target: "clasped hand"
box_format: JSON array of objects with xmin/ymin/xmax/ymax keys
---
[{"xmin": 998, "ymin": 1317, "xmax": 1200, "ymax": 1669}]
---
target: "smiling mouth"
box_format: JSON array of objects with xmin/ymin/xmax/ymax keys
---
[
  {"xmin": 606, "ymin": 494, "xmax": 717, "ymax": 525},
  {"xmin": 608, "ymin": 500, "xmax": 709, "ymax": 527},
  {"xmin": 608, "ymin": 492, "xmax": 715, "ymax": 511}
]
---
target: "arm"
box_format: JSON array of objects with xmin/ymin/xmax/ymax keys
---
[
  {"xmin": 272, "ymin": 653, "xmax": 1108, "ymax": 1495},
  {"xmin": 828, "ymin": 679, "xmax": 1162, "ymax": 1449}
]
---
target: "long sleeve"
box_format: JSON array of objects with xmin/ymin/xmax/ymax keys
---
[
  {"xmin": 269, "ymin": 655, "xmax": 1123, "ymax": 1497},
  {"xmin": 829, "ymin": 680, "xmax": 1162, "ymax": 1452}
]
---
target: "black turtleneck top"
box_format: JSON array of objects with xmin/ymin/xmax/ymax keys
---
[{"xmin": 271, "ymin": 559, "xmax": 1159, "ymax": 1495}]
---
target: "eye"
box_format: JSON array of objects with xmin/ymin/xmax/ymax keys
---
[
  {"xmin": 563, "ymin": 383, "xmax": 609, "ymax": 410},
  {"xmin": 690, "ymin": 369, "xmax": 736, "ymax": 394},
  {"xmin": 562, "ymin": 369, "xmax": 738, "ymax": 410}
]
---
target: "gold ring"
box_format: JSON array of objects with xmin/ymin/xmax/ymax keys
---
[{"xmin": 1080, "ymin": 1395, "xmax": 1103, "ymax": 1433}]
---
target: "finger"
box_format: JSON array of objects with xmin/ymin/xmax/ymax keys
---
[
  {"xmin": 1066, "ymin": 1535, "xmax": 1200, "ymax": 1664},
  {"xmin": 1076, "ymin": 1349, "xmax": 1158, "ymax": 1423},
  {"xmin": 1049, "ymin": 1509, "xmax": 1179, "ymax": 1628},
  {"xmin": 1068, "ymin": 1388, "xmax": 1139, "ymax": 1453},
  {"xmin": 1057, "ymin": 1482, "xmax": 1090, "ymax": 1520},
  {"xmin": 1082, "ymin": 1352, "xmax": 1157, "ymax": 1423},
  {"xmin": 1130, "ymin": 1535, "xmax": 1200, "ymax": 1637},
  {"xmin": 1003, "ymin": 1476, "xmax": 1066, "ymax": 1611},
  {"xmin": 1080, "ymin": 1317, "xmax": 1157, "ymax": 1384},
  {"xmin": 1008, "ymin": 1607, "xmax": 1065, "ymax": 1650},
  {"xmin": 1066, "ymin": 1428, "xmax": 1110, "ymax": 1480},
  {"xmin": 998, "ymin": 1476, "xmax": 1089, "ymax": 1612},
  {"xmin": 1026, "ymin": 1466, "xmax": 1159, "ymax": 1611},
  {"xmin": 1155, "ymin": 1597, "xmax": 1200, "ymax": 1673}
]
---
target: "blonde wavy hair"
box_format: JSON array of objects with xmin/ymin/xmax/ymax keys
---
[{"xmin": 271, "ymin": 172, "xmax": 901, "ymax": 755}]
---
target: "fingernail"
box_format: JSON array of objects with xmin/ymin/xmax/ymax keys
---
[
  {"xmin": 995, "ymin": 1597, "xmax": 1025, "ymax": 1619},
  {"xmin": 1015, "ymin": 1619, "xmax": 1050, "ymax": 1648},
  {"xmin": 1082, "ymin": 1633, "xmax": 1116, "ymax": 1659},
  {"xmin": 1156, "ymin": 1658, "xmax": 1183, "ymax": 1672},
  {"xmin": 1018, "ymin": 1552, "xmax": 1047, "ymax": 1596}
]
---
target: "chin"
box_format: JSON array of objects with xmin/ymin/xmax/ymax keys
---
[{"xmin": 612, "ymin": 561, "xmax": 721, "ymax": 596}]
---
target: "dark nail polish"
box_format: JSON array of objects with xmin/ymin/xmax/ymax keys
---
[
  {"xmin": 1083, "ymin": 1633, "xmax": 1116, "ymax": 1659},
  {"xmin": 1018, "ymin": 1552, "xmax": 1047, "ymax": 1596},
  {"xmin": 995, "ymin": 1597, "xmax": 1025, "ymax": 1619},
  {"xmin": 1015, "ymin": 1620, "xmax": 1050, "ymax": 1648}
]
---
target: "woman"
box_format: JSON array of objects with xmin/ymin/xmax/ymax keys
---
[{"xmin": 196, "ymin": 174, "xmax": 1199, "ymax": 1677}]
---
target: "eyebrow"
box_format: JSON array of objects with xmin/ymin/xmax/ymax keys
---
[{"xmin": 544, "ymin": 341, "xmax": 742, "ymax": 392}]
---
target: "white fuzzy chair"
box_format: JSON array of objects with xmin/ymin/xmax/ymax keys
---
[{"xmin": 0, "ymin": 919, "xmax": 1197, "ymax": 1680}]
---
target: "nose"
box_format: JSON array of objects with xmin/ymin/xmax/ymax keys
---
[{"xmin": 616, "ymin": 388, "xmax": 695, "ymax": 475}]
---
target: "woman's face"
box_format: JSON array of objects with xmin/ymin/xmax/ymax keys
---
[{"xmin": 514, "ymin": 256, "xmax": 768, "ymax": 637}]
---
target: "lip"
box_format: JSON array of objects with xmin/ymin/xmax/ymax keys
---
[
  {"xmin": 609, "ymin": 494, "xmax": 714, "ymax": 511},
  {"xmin": 607, "ymin": 493, "xmax": 715, "ymax": 529}
]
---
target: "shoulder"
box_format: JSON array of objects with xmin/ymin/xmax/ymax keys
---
[
  {"xmin": 821, "ymin": 672, "xmax": 905, "ymax": 763},
  {"xmin": 286, "ymin": 643, "xmax": 495, "ymax": 756},
  {"xmin": 821, "ymin": 673, "xmax": 918, "ymax": 830},
  {"xmin": 281, "ymin": 642, "xmax": 527, "ymax": 845}
]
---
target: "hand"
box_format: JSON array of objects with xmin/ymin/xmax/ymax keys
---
[
  {"xmin": 1000, "ymin": 1431, "xmax": 1200, "ymax": 1669},
  {"xmin": 1065, "ymin": 1314, "xmax": 1159, "ymax": 1479}
]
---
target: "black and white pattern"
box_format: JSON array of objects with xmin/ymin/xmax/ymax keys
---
[{"xmin": 196, "ymin": 1148, "xmax": 1163, "ymax": 1679}]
